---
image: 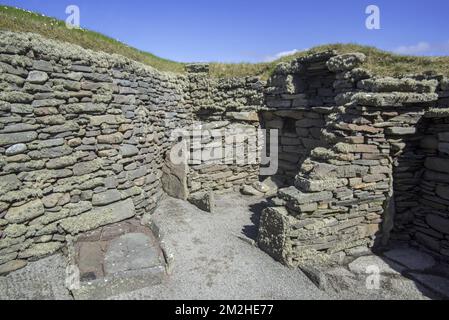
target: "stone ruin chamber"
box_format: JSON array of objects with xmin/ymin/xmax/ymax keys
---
[{"xmin": 1, "ymin": 31, "xmax": 449, "ymax": 285}]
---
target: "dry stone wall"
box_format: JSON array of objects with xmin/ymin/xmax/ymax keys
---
[
  {"xmin": 0, "ymin": 31, "xmax": 266, "ymax": 270},
  {"xmin": 0, "ymin": 31, "xmax": 190, "ymax": 266},
  {"xmin": 163, "ymin": 66, "xmax": 265, "ymax": 205},
  {"xmin": 2, "ymin": 30, "xmax": 449, "ymax": 274},
  {"xmin": 258, "ymin": 51, "xmax": 449, "ymax": 267}
]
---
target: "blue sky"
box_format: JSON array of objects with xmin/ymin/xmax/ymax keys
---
[{"xmin": 1, "ymin": 0, "xmax": 449, "ymax": 62}]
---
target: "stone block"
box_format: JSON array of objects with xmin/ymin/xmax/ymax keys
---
[
  {"xmin": 59, "ymin": 199, "xmax": 135, "ymax": 235},
  {"xmin": 19, "ymin": 242, "xmax": 64, "ymax": 260},
  {"xmin": 279, "ymin": 186, "xmax": 333, "ymax": 205},
  {"xmin": 188, "ymin": 192, "xmax": 215, "ymax": 213},
  {"xmin": 426, "ymin": 214, "xmax": 449, "ymax": 235},
  {"xmin": 26, "ymin": 71, "xmax": 48, "ymax": 84},
  {"xmin": 5, "ymin": 199, "xmax": 45, "ymax": 224},
  {"xmin": 0, "ymin": 131, "xmax": 37, "ymax": 146},
  {"xmin": 0, "ymin": 260, "xmax": 27, "ymax": 276},
  {"xmin": 425, "ymin": 157, "xmax": 449, "ymax": 174},
  {"xmin": 92, "ymin": 189, "xmax": 122, "ymax": 206}
]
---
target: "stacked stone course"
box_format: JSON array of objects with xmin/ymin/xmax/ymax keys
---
[
  {"xmin": 258, "ymin": 52, "xmax": 449, "ymax": 268},
  {"xmin": 0, "ymin": 31, "xmax": 190, "ymax": 269},
  {"xmin": 2, "ymin": 30, "xmax": 449, "ymax": 275}
]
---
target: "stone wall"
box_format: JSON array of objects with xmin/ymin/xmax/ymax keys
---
[
  {"xmin": 0, "ymin": 31, "xmax": 266, "ymax": 268},
  {"xmin": 2, "ymin": 30, "xmax": 449, "ymax": 272},
  {"xmin": 411, "ymin": 97, "xmax": 449, "ymax": 258},
  {"xmin": 162, "ymin": 66, "xmax": 265, "ymax": 204},
  {"xmin": 257, "ymin": 52, "xmax": 449, "ymax": 267},
  {"xmin": 260, "ymin": 51, "xmax": 339, "ymax": 186},
  {"xmin": 0, "ymin": 31, "xmax": 191, "ymax": 265}
]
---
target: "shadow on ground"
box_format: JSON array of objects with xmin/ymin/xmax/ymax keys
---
[{"xmin": 242, "ymin": 198, "xmax": 271, "ymax": 241}]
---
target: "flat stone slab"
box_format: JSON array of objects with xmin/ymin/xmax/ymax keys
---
[
  {"xmin": 409, "ymin": 273, "xmax": 449, "ymax": 299},
  {"xmin": 104, "ymin": 233, "xmax": 162, "ymax": 275},
  {"xmin": 383, "ymin": 247, "xmax": 436, "ymax": 271},
  {"xmin": 348, "ymin": 255, "xmax": 405, "ymax": 275},
  {"xmin": 70, "ymin": 219, "xmax": 167, "ymax": 300},
  {"xmin": 0, "ymin": 254, "xmax": 71, "ymax": 300}
]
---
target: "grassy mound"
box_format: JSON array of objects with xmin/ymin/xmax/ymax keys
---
[{"xmin": 1, "ymin": 5, "xmax": 449, "ymax": 79}]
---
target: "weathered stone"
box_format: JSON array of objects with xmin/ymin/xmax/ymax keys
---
[
  {"xmin": 425, "ymin": 157, "xmax": 449, "ymax": 174},
  {"xmin": 19, "ymin": 242, "xmax": 64, "ymax": 260},
  {"xmin": 59, "ymin": 199, "xmax": 135, "ymax": 235},
  {"xmin": 439, "ymin": 132, "xmax": 449, "ymax": 142},
  {"xmin": 279, "ymin": 186, "xmax": 333, "ymax": 205},
  {"xmin": 0, "ymin": 174, "xmax": 21, "ymax": 195},
  {"xmin": 415, "ymin": 232, "xmax": 440, "ymax": 252},
  {"xmin": 5, "ymin": 199, "xmax": 44, "ymax": 224},
  {"xmin": 257, "ymin": 206, "xmax": 289, "ymax": 263},
  {"xmin": 188, "ymin": 191, "xmax": 215, "ymax": 213},
  {"xmin": 348, "ymin": 255, "xmax": 404, "ymax": 275},
  {"xmin": 36, "ymin": 115, "xmax": 66, "ymax": 125},
  {"xmin": 439, "ymin": 143, "xmax": 449, "ymax": 154},
  {"xmin": 5, "ymin": 143, "xmax": 27, "ymax": 156},
  {"xmin": 28, "ymin": 145, "xmax": 72, "ymax": 159},
  {"xmin": 73, "ymin": 160, "xmax": 101, "ymax": 176},
  {"xmin": 89, "ymin": 115, "xmax": 127, "ymax": 126},
  {"xmin": 10, "ymin": 104, "xmax": 33, "ymax": 114},
  {"xmin": 334, "ymin": 143, "xmax": 379, "ymax": 154},
  {"xmin": 103, "ymin": 232, "xmax": 162, "ymax": 275},
  {"xmin": 60, "ymin": 103, "xmax": 107, "ymax": 114},
  {"xmin": 226, "ymin": 112, "xmax": 259, "ymax": 122},
  {"xmin": 92, "ymin": 189, "xmax": 121, "ymax": 206},
  {"xmin": 0, "ymin": 91, "xmax": 33, "ymax": 103},
  {"xmin": 162, "ymin": 153, "xmax": 188, "ymax": 200},
  {"xmin": 42, "ymin": 121, "xmax": 80, "ymax": 134},
  {"xmin": 426, "ymin": 214, "xmax": 449, "ymax": 235},
  {"xmin": 26, "ymin": 71, "xmax": 48, "ymax": 84},
  {"xmin": 385, "ymin": 127, "xmax": 417, "ymax": 135},
  {"xmin": 3, "ymin": 224, "xmax": 28, "ymax": 238},
  {"xmin": 2, "ymin": 123, "xmax": 39, "ymax": 133},
  {"xmin": 435, "ymin": 185, "xmax": 449, "ymax": 201},
  {"xmin": 0, "ymin": 131, "xmax": 37, "ymax": 146},
  {"xmin": 33, "ymin": 60, "xmax": 53, "ymax": 72},
  {"xmin": 326, "ymin": 53, "xmax": 366, "ymax": 72},
  {"xmin": 252, "ymin": 181, "xmax": 270, "ymax": 194},
  {"xmin": 32, "ymin": 99, "xmax": 65, "ymax": 108},
  {"xmin": 345, "ymin": 92, "xmax": 438, "ymax": 107},
  {"xmin": 359, "ymin": 77, "xmax": 437, "ymax": 93},
  {"xmin": 45, "ymin": 156, "xmax": 77, "ymax": 169},
  {"xmin": 420, "ymin": 136, "xmax": 439, "ymax": 149},
  {"xmin": 97, "ymin": 133, "xmax": 124, "ymax": 144},
  {"xmin": 295, "ymin": 177, "xmax": 347, "ymax": 192},
  {"xmin": 0, "ymin": 188, "xmax": 42, "ymax": 203},
  {"xmin": 241, "ymin": 185, "xmax": 264, "ymax": 196},
  {"xmin": 42, "ymin": 193, "xmax": 65, "ymax": 209},
  {"xmin": 0, "ymin": 260, "xmax": 27, "ymax": 276},
  {"xmin": 119, "ymin": 144, "xmax": 139, "ymax": 157}
]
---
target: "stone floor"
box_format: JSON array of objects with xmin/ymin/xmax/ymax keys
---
[
  {"xmin": 0, "ymin": 193, "xmax": 448, "ymax": 300},
  {"xmin": 70, "ymin": 219, "xmax": 167, "ymax": 299}
]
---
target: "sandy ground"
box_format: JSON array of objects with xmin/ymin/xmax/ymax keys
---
[{"xmin": 0, "ymin": 193, "xmax": 436, "ymax": 300}]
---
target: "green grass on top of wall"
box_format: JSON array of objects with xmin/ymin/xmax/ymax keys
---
[{"xmin": 1, "ymin": 5, "xmax": 449, "ymax": 80}]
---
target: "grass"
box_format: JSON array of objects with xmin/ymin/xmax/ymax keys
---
[
  {"xmin": 1, "ymin": 5, "xmax": 449, "ymax": 80},
  {"xmin": 0, "ymin": 5, "xmax": 185, "ymax": 74}
]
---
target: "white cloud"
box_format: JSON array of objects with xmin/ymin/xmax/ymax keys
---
[
  {"xmin": 394, "ymin": 42, "xmax": 431, "ymax": 55},
  {"xmin": 263, "ymin": 49, "xmax": 304, "ymax": 62},
  {"xmin": 394, "ymin": 41, "xmax": 449, "ymax": 55}
]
